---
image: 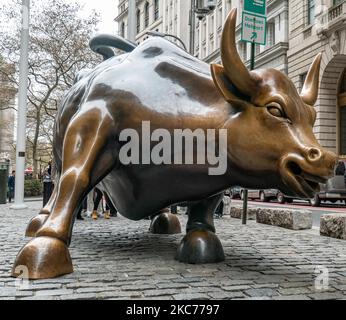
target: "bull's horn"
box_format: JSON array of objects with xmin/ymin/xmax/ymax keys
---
[
  {"xmin": 301, "ymin": 53, "xmax": 322, "ymax": 106},
  {"xmin": 221, "ymin": 8, "xmax": 260, "ymax": 96}
]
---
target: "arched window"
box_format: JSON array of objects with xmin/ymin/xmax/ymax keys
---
[
  {"xmin": 338, "ymin": 69, "xmax": 346, "ymax": 156},
  {"xmin": 136, "ymin": 9, "xmax": 141, "ymax": 34},
  {"xmin": 120, "ymin": 22, "xmax": 125, "ymax": 38},
  {"xmin": 144, "ymin": 2, "xmax": 149, "ymax": 28},
  {"xmin": 154, "ymin": 0, "xmax": 159, "ymax": 21}
]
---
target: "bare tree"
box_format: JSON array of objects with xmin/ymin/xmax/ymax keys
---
[{"xmin": 0, "ymin": 0, "xmax": 102, "ymax": 176}]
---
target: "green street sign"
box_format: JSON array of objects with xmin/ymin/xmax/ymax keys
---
[
  {"xmin": 241, "ymin": 12, "xmax": 267, "ymax": 45},
  {"xmin": 244, "ymin": 0, "xmax": 266, "ymax": 16}
]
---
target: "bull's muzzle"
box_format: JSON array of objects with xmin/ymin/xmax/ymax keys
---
[{"xmin": 279, "ymin": 147, "xmax": 337, "ymax": 199}]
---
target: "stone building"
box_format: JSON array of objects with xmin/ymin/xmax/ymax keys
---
[
  {"xmin": 288, "ymin": 0, "xmax": 346, "ymax": 158},
  {"xmin": 115, "ymin": 0, "xmax": 190, "ymax": 49},
  {"xmin": 195, "ymin": 0, "xmax": 289, "ymax": 74},
  {"xmin": 0, "ymin": 62, "xmax": 16, "ymax": 163}
]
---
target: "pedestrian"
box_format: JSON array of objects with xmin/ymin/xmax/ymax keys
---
[
  {"xmin": 76, "ymin": 197, "xmax": 87, "ymax": 221},
  {"xmin": 7, "ymin": 170, "xmax": 15, "ymax": 203},
  {"xmin": 335, "ymin": 160, "xmax": 345, "ymax": 176},
  {"xmin": 42, "ymin": 169, "xmax": 53, "ymax": 207},
  {"xmin": 92, "ymin": 188, "xmax": 117, "ymax": 220}
]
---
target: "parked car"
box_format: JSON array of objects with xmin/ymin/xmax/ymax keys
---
[
  {"xmin": 229, "ymin": 186, "xmax": 242, "ymax": 199},
  {"xmin": 240, "ymin": 188, "xmax": 278, "ymax": 202},
  {"xmin": 276, "ymin": 160, "xmax": 346, "ymax": 206}
]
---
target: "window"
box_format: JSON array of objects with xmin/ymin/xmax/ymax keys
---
[
  {"xmin": 340, "ymin": 107, "xmax": 346, "ymax": 156},
  {"xmin": 339, "ymin": 70, "xmax": 346, "ymax": 156},
  {"xmin": 267, "ymin": 22, "xmax": 275, "ymax": 47},
  {"xmin": 307, "ymin": 0, "xmax": 315, "ymax": 25},
  {"xmin": 136, "ymin": 9, "xmax": 141, "ymax": 33},
  {"xmin": 120, "ymin": 22, "xmax": 125, "ymax": 38},
  {"xmin": 333, "ymin": 0, "xmax": 344, "ymax": 6},
  {"xmin": 144, "ymin": 2, "xmax": 149, "ymax": 28},
  {"xmin": 154, "ymin": 0, "xmax": 159, "ymax": 21},
  {"xmin": 300, "ymin": 72, "xmax": 308, "ymax": 91},
  {"xmin": 239, "ymin": 42, "xmax": 247, "ymax": 61}
]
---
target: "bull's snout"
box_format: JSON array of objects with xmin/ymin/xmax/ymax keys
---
[
  {"xmin": 303, "ymin": 147, "xmax": 337, "ymax": 177},
  {"xmin": 279, "ymin": 146, "xmax": 338, "ymax": 198}
]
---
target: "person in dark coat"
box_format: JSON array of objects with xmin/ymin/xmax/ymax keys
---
[
  {"xmin": 335, "ymin": 161, "xmax": 345, "ymax": 176},
  {"xmin": 8, "ymin": 170, "xmax": 15, "ymax": 203}
]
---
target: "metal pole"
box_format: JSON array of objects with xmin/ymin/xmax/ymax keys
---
[
  {"xmin": 128, "ymin": 0, "xmax": 136, "ymax": 43},
  {"xmin": 241, "ymin": 17, "xmax": 257, "ymax": 224},
  {"xmin": 11, "ymin": 0, "xmax": 30, "ymax": 210},
  {"xmin": 242, "ymin": 189, "xmax": 248, "ymax": 225},
  {"xmin": 189, "ymin": 0, "xmax": 196, "ymax": 55}
]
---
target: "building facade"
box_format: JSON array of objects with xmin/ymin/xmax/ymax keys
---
[
  {"xmin": 195, "ymin": 0, "xmax": 289, "ymax": 73},
  {"xmin": 288, "ymin": 0, "xmax": 346, "ymax": 158},
  {"xmin": 0, "ymin": 63, "xmax": 16, "ymax": 163},
  {"xmin": 115, "ymin": 0, "xmax": 190, "ymax": 49}
]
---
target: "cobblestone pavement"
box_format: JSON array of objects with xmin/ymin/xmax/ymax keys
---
[{"xmin": 1, "ymin": 201, "xmax": 346, "ymax": 300}]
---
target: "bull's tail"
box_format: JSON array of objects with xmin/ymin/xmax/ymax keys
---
[{"xmin": 89, "ymin": 34, "xmax": 137, "ymax": 61}]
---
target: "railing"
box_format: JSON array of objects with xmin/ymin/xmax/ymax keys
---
[
  {"xmin": 318, "ymin": 1, "xmax": 346, "ymax": 30},
  {"xmin": 328, "ymin": 1, "xmax": 345, "ymax": 22}
]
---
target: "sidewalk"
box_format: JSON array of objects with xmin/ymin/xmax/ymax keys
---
[{"xmin": 0, "ymin": 200, "xmax": 345, "ymax": 300}]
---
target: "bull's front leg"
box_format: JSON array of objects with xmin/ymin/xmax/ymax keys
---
[
  {"xmin": 25, "ymin": 178, "xmax": 59, "ymax": 237},
  {"xmin": 175, "ymin": 193, "xmax": 225, "ymax": 264},
  {"xmin": 12, "ymin": 108, "xmax": 115, "ymax": 279}
]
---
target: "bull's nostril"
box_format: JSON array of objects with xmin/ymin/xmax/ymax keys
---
[{"xmin": 307, "ymin": 148, "xmax": 322, "ymax": 161}]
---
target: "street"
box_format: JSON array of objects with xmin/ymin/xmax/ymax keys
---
[
  {"xmin": 1, "ymin": 200, "xmax": 346, "ymax": 300},
  {"xmin": 231, "ymin": 199, "xmax": 346, "ymax": 227}
]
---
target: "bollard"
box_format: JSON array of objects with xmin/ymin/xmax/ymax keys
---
[{"xmin": 242, "ymin": 189, "xmax": 248, "ymax": 225}]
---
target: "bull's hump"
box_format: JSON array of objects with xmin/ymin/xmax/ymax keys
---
[{"xmin": 87, "ymin": 38, "xmax": 222, "ymax": 113}]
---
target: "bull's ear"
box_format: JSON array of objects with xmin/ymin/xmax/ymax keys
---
[{"xmin": 211, "ymin": 63, "xmax": 246, "ymax": 104}]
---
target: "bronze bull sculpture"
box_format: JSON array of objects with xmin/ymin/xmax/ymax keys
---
[{"xmin": 12, "ymin": 9, "xmax": 337, "ymax": 279}]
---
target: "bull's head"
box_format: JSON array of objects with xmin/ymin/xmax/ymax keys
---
[{"xmin": 211, "ymin": 8, "xmax": 337, "ymax": 198}]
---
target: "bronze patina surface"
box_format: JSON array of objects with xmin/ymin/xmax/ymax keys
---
[{"xmin": 12, "ymin": 8, "xmax": 337, "ymax": 279}]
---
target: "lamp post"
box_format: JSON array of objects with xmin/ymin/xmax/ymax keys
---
[
  {"xmin": 147, "ymin": 31, "xmax": 187, "ymax": 51},
  {"xmin": 128, "ymin": 0, "xmax": 136, "ymax": 42},
  {"xmin": 11, "ymin": 0, "xmax": 30, "ymax": 210}
]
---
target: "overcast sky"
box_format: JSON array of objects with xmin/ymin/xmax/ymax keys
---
[
  {"xmin": 77, "ymin": 0, "xmax": 119, "ymax": 34},
  {"xmin": 0, "ymin": 0, "xmax": 119, "ymax": 34}
]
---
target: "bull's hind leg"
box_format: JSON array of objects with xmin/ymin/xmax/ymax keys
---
[
  {"xmin": 12, "ymin": 108, "xmax": 115, "ymax": 279},
  {"xmin": 176, "ymin": 193, "xmax": 225, "ymax": 264},
  {"xmin": 149, "ymin": 208, "xmax": 182, "ymax": 234}
]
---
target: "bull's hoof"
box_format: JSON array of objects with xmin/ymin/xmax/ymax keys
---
[
  {"xmin": 25, "ymin": 214, "xmax": 49, "ymax": 237},
  {"xmin": 150, "ymin": 212, "xmax": 182, "ymax": 234},
  {"xmin": 11, "ymin": 237, "xmax": 73, "ymax": 280},
  {"xmin": 176, "ymin": 229, "xmax": 225, "ymax": 264}
]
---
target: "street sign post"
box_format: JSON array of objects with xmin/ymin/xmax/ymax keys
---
[
  {"xmin": 241, "ymin": 12, "xmax": 267, "ymax": 45},
  {"xmin": 244, "ymin": 0, "xmax": 266, "ymax": 16},
  {"xmin": 241, "ymin": 0, "xmax": 267, "ymax": 225}
]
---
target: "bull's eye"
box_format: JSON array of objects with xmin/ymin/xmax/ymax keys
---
[{"xmin": 266, "ymin": 103, "xmax": 285, "ymax": 118}]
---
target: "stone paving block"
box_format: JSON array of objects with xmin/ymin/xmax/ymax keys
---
[
  {"xmin": 173, "ymin": 293, "xmax": 210, "ymax": 300},
  {"xmin": 278, "ymin": 287, "xmax": 313, "ymax": 295},
  {"xmin": 244, "ymin": 288, "xmax": 279, "ymax": 297},
  {"xmin": 320, "ymin": 214, "xmax": 346, "ymax": 240},
  {"xmin": 308, "ymin": 292, "xmax": 346, "ymax": 300},
  {"xmin": 256, "ymin": 208, "xmax": 312, "ymax": 230},
  {"xmin": 230, "ymin": 207, "xmax": 256, "ymax": 220},
  {"xmin": 273, "ymin": 295, "xmax": 312, "ymax": 300},
  {"xmin": 35, "ymin": 289, "xmax": 74, "ymax": 296}
]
